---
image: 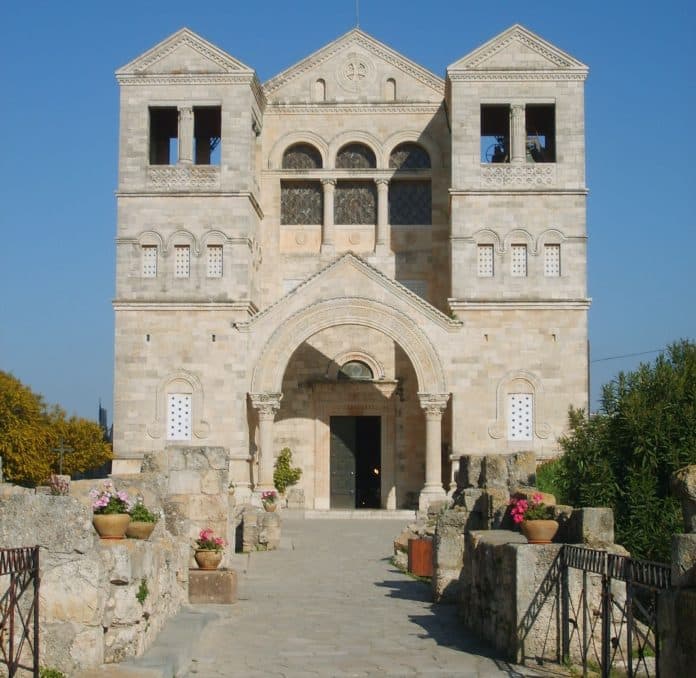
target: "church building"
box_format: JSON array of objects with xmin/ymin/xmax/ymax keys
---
[{"xmin": 112, "ymin": 24, "xmax": 590, "ymax": 510}]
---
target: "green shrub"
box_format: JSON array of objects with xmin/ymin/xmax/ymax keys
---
[
  {"xmin": 535, "ymin": 458, "xmax": 564, "ymax": 500},
  {"xmin": 273, "ymin": 447, "xmax": 302, "ymax": 494},
  {"xmin": 129, "ymin": 499, "xmax": 158, "ymax": 523},
  {"xmin": 557, "ymin": 340, "xmax": 696, "ymax": 561},
  {"xmin": 136, "ymin": 578, "xmax": 149, "ymax": 605},
  {"xmin": 40, "ymin": 669, "xmax": 66, "ymax": 678}
]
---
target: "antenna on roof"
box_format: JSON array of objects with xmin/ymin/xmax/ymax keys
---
[{"xmin": 355, "ymin": 0, "xmax": 360, "ymax": 28}]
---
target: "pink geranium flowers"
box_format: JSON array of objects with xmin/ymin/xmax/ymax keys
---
[
  {"xmin": 195, "ymin": 528, "xmax": 226, "ymax": 551},
  {"xmin": 509, "ymin": 492, "xmax": 551, "ymax": 523}
]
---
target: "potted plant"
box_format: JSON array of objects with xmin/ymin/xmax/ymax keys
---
[
  {"xmin": 261, "ymin": 490, "xmax": 279, "ymax": 512},
  {"xmin": 509, "ymin": 492, "xmax": 558, "ymax": 544},
  {"xmin": 89, "ymin": 480, "xmax": 133, "ymax": 539},
  {"xmin": 126, "ymin": 498, "xmax": 159, "ymax": 540},
  {"xmin": 193, "ymin": 528, "xmax": 226, "ymax": 570}
]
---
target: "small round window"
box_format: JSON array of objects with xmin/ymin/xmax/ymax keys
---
[{"xmin": 338, "ymin": 360, "xmax": 373, "ymax": 380}]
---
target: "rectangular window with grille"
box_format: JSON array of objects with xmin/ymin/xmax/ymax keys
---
[
  {"xmin": 544, "ymin": 244, "xmax": 561, "ymax": 277},
  {"xmin": 167, "ymin": 394, "xmax": 192, "ymax": 440},
  {"xmin": 511, "ymin": 244, "xmax": 527, "ymax": 277},
  {"xmin": 477, "ymin": 244, "xmax": 494, "ymax": 277},
  {"xmin": 142, "ymin": 245, "xmax": 157, "ymax": 278},
  {"xmin": 206, "ymin": 245, "xmax": 223, "ymax": 278},
  {"xmin": 175, "ymin": 245, "xmax": 190, "ymax": 278},
  {"xmin": 507, "ymin": 393, "xmax": 533, "ymax": 441}
]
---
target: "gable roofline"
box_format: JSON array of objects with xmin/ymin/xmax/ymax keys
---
[
  {"xmin": 263, "ymin": 28, "xmax": 445, "ymax": 96},
  {"xmin": 116, "ymin": 27, "xmax": 255, "ymax": 77},
  {"xmin": 244, "ymin": 251, "xmax": 460, "ymax": 331},
  {"xmin": 448, "ymin": 23, "xmax": 588, "ymax": 74}
]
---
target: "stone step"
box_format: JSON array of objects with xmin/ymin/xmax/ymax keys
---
[
  {"xmin": 303, "ymin": 509, "xmax": 417, "ymax": 520},
  {"xmin": 75, "ymin": 605, "xmax": 220, "ymax": 678}
]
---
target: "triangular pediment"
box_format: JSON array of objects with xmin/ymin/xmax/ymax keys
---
[
  {"xmin": 248, "ymin": 253, "xmax": 457, "ymax": 331},
  {"xmin": 448, "ymin": 24, "xmax": 587, "ymax": 75},
  {"xmin": 264, "ymin": 29, "xmax": 444, "ymax": 103},
  {"xmin": 116, "ymin": 28, "xmax": 253, "ymax": 77}
]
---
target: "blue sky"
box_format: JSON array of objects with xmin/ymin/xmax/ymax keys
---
[{"xmin": 1, "ymin": 0, "xmax": 694, "ymax": 421}]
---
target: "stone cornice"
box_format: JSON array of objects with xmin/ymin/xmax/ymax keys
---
[
  {"xmin": 264, "ymin": 102, "xmax": 443, "ymax": 115},
  {"xmin": 449, "ymin": 188, "xmax": 588, "ymax": 196},
  {"xmin": 116, "ymin": 190, "xmax": 264, "ymax": 219},
  {"xmin": 448, "ymin": 298, "xmax": 591, "ymax": 311},
  {"xmin": 448, "ymin": 71, "xmax": 587, "ymax": 82},
  {"xmin": 112, "ymin": 301, "xmax": 259, "ymax": 314}
]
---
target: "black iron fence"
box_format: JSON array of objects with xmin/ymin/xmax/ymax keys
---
[
  {"xmin": 0, "ymin": 547, "xmax": 40, "ymax": 677},
  {"xmin": 561, "ymin": 545, "xmax": 671, "ymax": 678}
]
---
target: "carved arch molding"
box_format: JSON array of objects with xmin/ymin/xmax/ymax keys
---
[{"xmin": 250, "ymin": 297, "xmax": 447, "ymax": 395}]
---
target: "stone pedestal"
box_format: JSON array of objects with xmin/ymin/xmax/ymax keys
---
[{"xmin": 188, "ymin": 569, "xmax": 237, "ymax": 604}]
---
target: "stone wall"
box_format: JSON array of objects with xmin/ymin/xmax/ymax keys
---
[{"xmin": 0, "ymin": 493, "xmax": 188, "ymax": 675}]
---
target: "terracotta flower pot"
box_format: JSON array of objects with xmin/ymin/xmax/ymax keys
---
[
  {"xmin": 194, "ymin": 550, "xmax": 223, "ymax": 570},
  {"xmin": 521, "ymin": 519, "xmax": 559, "ymax": 544},
  {"xmin": 126, "ymin": 521, "xmax": 156, "ymax": 540},
  {"xmin": 93, "ymin": 514, "xmax": 130, "ymax": 540},
  {"xmin": 263, "ymin": 503, "xmax": 277, "ymax": 512}
]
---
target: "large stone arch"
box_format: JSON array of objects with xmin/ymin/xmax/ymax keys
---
[{"xmin": 250, "ymin": 297, "xmax": 447, "ymax": 395}]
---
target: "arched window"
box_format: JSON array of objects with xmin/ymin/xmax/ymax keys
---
[
  {"xmin": 338, "ymin": 360, "xmax": 374, "ymax": 380},
  {"xmin": 282, "ymin": 143, "xmax": 323, "ymax": 170},
  {"xmin": 314, "ymin": 78, "xmax": 326, "ymax": 102},
  {"xmin": 385, "ymin": 78, "xmax": 396, "ymax": 101},
  {"xmin": 389, "ymin": 143, "xmax": 431, "ymax": 170},
  {"xmin": 336, "ymin": 143, "xmax": 376, "ymax": 169}
]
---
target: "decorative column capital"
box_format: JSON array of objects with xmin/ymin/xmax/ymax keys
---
[
  {"xmin": 510, "ymin": 103, "xmax": 525, "ymax": 115},
  {"xmin": 249, "ymin": 392, "xmax": 282, "ymax": 417},
  {"xmin": 374, "ymin": 178, "xmax": 389, "ymax": 188},
  {"xmin": 321, "ymin": 178, "xmax": 337, "ymax": 188},
  {"xmin": 418, "ymin": 393, "xmax": 450, "ymax": 417}
]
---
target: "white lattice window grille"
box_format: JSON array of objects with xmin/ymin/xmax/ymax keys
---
[
  {"xmin": 544, "ymin": 244, "xmax": 561, "ymax": 277},
  {"xmin": 477, "ymin": 245, "xmax": 494, "ymax": 277},
  {"xmin": 507, "ymin": 393, "xmax": 533, "ymax": 441},
  {"xmin": 174, "ymin": 246, "xmax": 190, "ymax": 278},
  {"xmin": 141, "ymin": 246, "xmax": 157, "ymax": 278},
  {"xmin": 511, "ymin": 244, "xmax": 527, "ymax": 277},
  {"xmin": 167, "ymin": 394, "xmax": 192, "ymax": 440},
  {"xmin": 206, "ymin": 245, "xmax": 223, "ymax": 278}
]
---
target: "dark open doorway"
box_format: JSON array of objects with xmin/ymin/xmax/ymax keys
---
[{"xmin": 330, "ymin": 416, "xmax": 381, "ymax": 508}]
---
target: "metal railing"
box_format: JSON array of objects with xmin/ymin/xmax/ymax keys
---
[
  {"xmin": 561, "ymin": 545, "xmax": 671, "ymax": 678},
  {"xmin": 0, "ymin": 546, "xmax": 40, "ymax": 677}
]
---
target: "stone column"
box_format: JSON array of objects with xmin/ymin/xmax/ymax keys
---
[
  {"xmin": 321, "ymin": 179, "xmax": 336, "ymax": 254},
  {"xmin": 178, "ymin": 106, "xmax": 194, "ymax": 165},
  {"xmin": 510, "ymin": 104, "xmax": 526, "ymax": 164},
  {"xmin": 374, "ymin": 178, "xmax": 390, "ymax": 254},
  {"xmin": 249, "ymin": 393, "xmax": 282, "ymax": 492},
  {"xmin": 418, "ymin": 393, "xmax": 450, "ymax": 510}
]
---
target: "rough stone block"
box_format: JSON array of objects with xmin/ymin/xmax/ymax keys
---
[
  {"xmin": 41, "ymin": 557, "xmax": 105, "ymax": 624},
  {"xmin": 205, "ymin": 447, "xmax": 229, "ymax": 470},
  {"xmin": 508, "ymin": 451, "xmax": 536, "ymax": 487},
  {"xmin": 567, "ymin": 507, "xmax": 614, "ymax": 545},
  {"xmin": 481, "ymin": 455, "xmax": 509, "ymax": 489},
  {"xmin": 188, "ymin": 569, "xmax": 238, "ymax": 604},
  {"xmin": 672, "ymin": 465, "xmax": 696, "ymax": 533},
  {"xmin": 286, "ymin": 486, "xmax": 305, "ymax": 509},
  {"xmin": 671, "ymin": 533, "xmax": 696, "ymax": 587},
  {"xmin": 484, "ymin": 488, "xmax": 510, "ymax": 529},
  {"xmin": 168, "ymin": 470, "xmax": 201, "ymax": 495},
  {"xmin": 259, "ymin": 512, "xmax": 281, "ymax": 550},
  {"xmin": 200, "ymin": 469, "xmax": 225, "ymax": 495},
  {"xmin": 657, "ymin": 588, "xmax": 696, "ymax": 676},
  {"xmin": 457, "ymin": 455, "xmax": 482, "ymax": 489}
]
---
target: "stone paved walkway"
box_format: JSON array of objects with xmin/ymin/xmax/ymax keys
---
[{"xmin": 182, "ymin": 514, "xmax": 546, "ymax": 677}]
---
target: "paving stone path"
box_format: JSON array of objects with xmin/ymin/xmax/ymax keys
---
[{"xmin": 182, "ymin": 514, "xmax": 543, "ymax": 677}]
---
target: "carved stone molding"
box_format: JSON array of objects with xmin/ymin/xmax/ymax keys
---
[
  {"xmin": 481, "ymin": 164, "xmax": 555, "ymax": 188},
  {"xmin": 147, "ymin": 166, "xmax": 220, "ymax": 190},
  {"xmin": 487, "ymin": 371, "xmax": 551, "ymax": 440},
  {"xmin": 249, "ymin": 392, "xmax": 282, "ymax": 417},
  {"xmin": 147, "ymin": 370, "xmax": 210, "ymax": 440},
  {"xmin": 417, "ymin": 393, "xmax": 450, "ymax": 416}
]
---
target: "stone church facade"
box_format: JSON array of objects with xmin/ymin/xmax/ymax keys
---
[{"xmin": 112, "ymin": 24, "xmax": 589, "ymax": 510}]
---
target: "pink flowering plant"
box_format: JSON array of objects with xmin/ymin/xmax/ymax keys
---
[
  {"xmin": 195, "ymin": 528, "xmax": 226, "ymax": 552},
  {"xmin": 261, "ymin": 490, "xmax": 278, "ymax": 507},
  {"xmin": 509, "ymin": 492, "xmax": 553, "ymax": 524},
  {"xmin": 89, "ymin": 480, "xmax": 133, "ymax": 514}
]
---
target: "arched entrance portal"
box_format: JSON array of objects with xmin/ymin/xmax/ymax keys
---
[{"xmin": 249, "ymin": 298, "xmax": 449, "ymax": 510}]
